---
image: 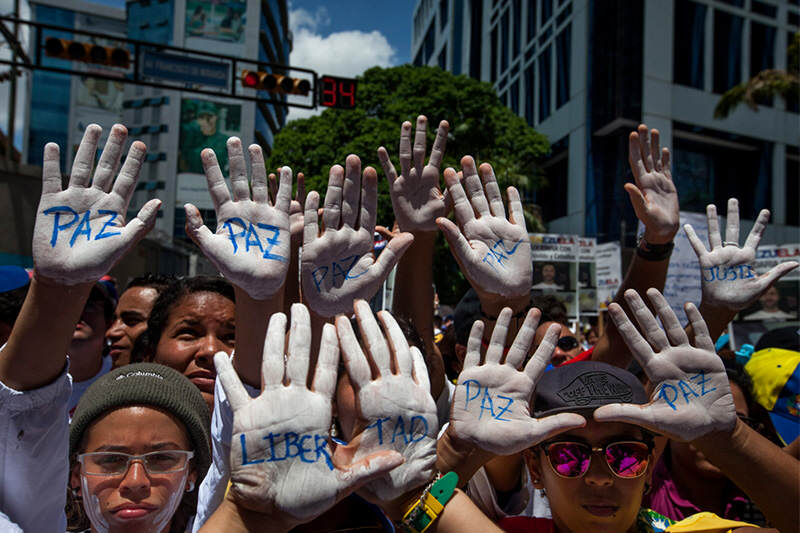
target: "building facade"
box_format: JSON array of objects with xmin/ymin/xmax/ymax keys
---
[
  {"xmin": 412, "ymin": 0, "xmax": 799, "ymax": 244},
  {"xmin": 24, "ymin": 0, "xmax": 292, "ymax": 242}
]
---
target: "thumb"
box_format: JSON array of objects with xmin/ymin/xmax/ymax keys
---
[
  {"xmin": 335, "ymin": 451, "xmax": 404, "ymax": 494},
  {"xmin": 369, "ymin": 232, "xmax": 414, "ymax": 279},
  {"xmin": 526, "ymin": 413, "xmax": 587, "ymax": 447},
  {"xmin": 624, "ymin": 183, "xmax": 647, "ymax": 218},
  {"xmin": 759, "ymin": 261, "xmax": 800, "ymax": 289},
  {"xmin": 593, "ymin": 403, "xmax": 660, "ymax": 433},
  {"xmin": 183, "ymin": 203, "xmax": 216, "ymax": 251},
  {"xmin": 436, "ymin": 217, "xmax": 476, "ymax": 266},
  {"xmin": 122, "ymin": 198, "xmax": 161, "ymax": 244}
]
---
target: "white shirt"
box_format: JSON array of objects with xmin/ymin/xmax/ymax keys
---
[
  {"xmin": 68, "ymin": 355, "xmax": 112, "ymax": 418},
  {"xmin": 0, "ymin": 361, "xmax": 71, "ymax": 533},
  {"xmin": 745, "ymin": 309, "xmax": 796, "ymax": 321},
  {"xmin": 466, "ymin": 463, "xmax": 551, "ymax": 520}
]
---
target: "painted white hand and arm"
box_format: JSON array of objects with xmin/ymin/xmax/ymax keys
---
[
  {"xmin": 336, "ymin": 300, "xmax": 439, "ymax": 503},
  {"xmin": 595, "ymin": 288, "xmax": 800, "ymax": 532},
  {"xmin": 379, "ymin": 115, "xmax": 449, "ymax": 400},
  {"xmin": 435, "ymin": 309, "xmax": 585, "ymax": 488},
  {"xmin": 184, "ymin": 139, "xmax": 292, "ymax": 386},
  {"xmin": 684, "ymin": 198, "xmax": 799, "ymax": 338},
  {"xmin": 2, "ymin": 124, "xmax": 159, "ymax": 390},
  {"xmin": 212, "ymin": 304, "xmax": 403, "ymax": 531},
  {"xmin": 301, "ymin": 155, "xmax": 413, "ymax": 318},
  {"xmin": 184, "ymin": 139, "xmax": 292, "ymax": 300},
  {"xmin": 594, "ymin": 288, "xmax": 736, "ymax": 441},
  {"xmin": 593, "ymin": 125, "xmax": 680, "ymax": 369}
]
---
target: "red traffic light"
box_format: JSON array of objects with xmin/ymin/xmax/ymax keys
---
[{"xmin": 241, "ymin": 69, "xmax": 312, "ymax": 95}]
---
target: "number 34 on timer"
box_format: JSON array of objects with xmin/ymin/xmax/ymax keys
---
[{"xmin": 319, "ymin": 75, "xmax": 357, "ymax": 109}]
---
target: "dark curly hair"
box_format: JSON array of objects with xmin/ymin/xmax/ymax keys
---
[{"xmin": 131, "ymin": 276, "xmax": 235, "ymax": 363}]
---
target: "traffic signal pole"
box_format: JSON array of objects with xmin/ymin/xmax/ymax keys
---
[{"xmin": 0, "ymin": 15, "xmax": 318, "ymax": 110}]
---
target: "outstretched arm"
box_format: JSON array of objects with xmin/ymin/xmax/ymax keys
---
[
  {"xmin": 592, "ymin": 125, "xmax": 679, "ymax": 369},
  {"xmin": 184, "ymin": 139, "xmax": 291, "ymax": 387},
  {"xmin": 1, "ymin": 124, "xmax": 159, "ymax": 390},
  {"xmin": 379, "ymin": 115, "xmax": 449, "ymax": 398},
  {"xmin": 595, "ymin": 288, "xmax": 798, "ymax": 532}
]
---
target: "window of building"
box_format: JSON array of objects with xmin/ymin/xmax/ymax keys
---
[
  {"xmin": 151, "ymin": 105, "xmax": 161, "ymax": 123},
  {"xmin": 134, "ymin": 107, "xmax": 143, "ymax": 124},
  {"xmin": 513, "ymin": 0, "xmax": 522, "ymax": 57},
  {"xmin": 541, "ymin": 0, "xmax": 553, "ymax": 23},
  {"xmin": 470, "ymin": 0, "xmax": 483, "ymax": 79},
  {"xmin": 424, "ymin": 21, "xmax": 436, "ymax": 63},
  {"xmin": 438, "ymin": 44, "xmax": 447, "ymax": 69},
  {"xmin": 556, "ymin": 24, "xmax": 570, "ymax": 108},
  {"xmin": 440, "ymin": 0, "xmax": 448, "ymax": 28},
  {"xmin": 525, "ymin": 62, "xmax": 535, "ymax": 125},
  {"xmin": 491, "ymin": 26, "xmax": 498, "ymax": 81},
  {"xmin": 453, "ymin": 0, "xmax": 463, "ymax": 74},
  {"xmin": 510, "ymin": 77, "xmax": 520, "ymax": 114},
  {"xmin": 673, "ymin": 0, "xmax": 706, "ymax": 89},
  {"xmin": 537, "ymin": 136, "xmax": 568, "ymax": 221},
  {"xmin": 750, "ymin": 21, "xmax": 776, "ymax": 106},
  {"xmin": 751, "ymin": 0, "xmax": 777, "ymax": 18},
  {"xmin": 538, "ymin": 45, "xmax": 551, "ymax": 121},
  {"xmin": 527, "ymin": 0, "xmax": 537, "ymax": 41},
  {"xmin": 713, "ymin": 10, "xmax": 744, "ymax": 94},
  {"xmin": 787, "ymin": 146, "xmax": 799, "ymax": 226},
  {"xmin": 501, "ymin": 10, "xmax": 510, "ymax": 73},
  {"xmin": 788, "ymin": 31, "xmax": 799, "ymax": 113}
]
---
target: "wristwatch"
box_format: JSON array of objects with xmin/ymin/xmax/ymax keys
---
[
  {"xmin": 399, "ymin": 472, "xmax": 459, "ymax": 533},
  {"xmin": 636, "ymin": 235, "xmax": 674, "ymax": 261}
]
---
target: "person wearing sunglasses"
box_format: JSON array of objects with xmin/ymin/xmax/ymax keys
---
[
  {"xmin": 426, "ymin": 292, "xmax": 796, "ymax": 533},
  {"xmin": 67, "ymin": 363, "xmax": 211, "ymax": 532}
]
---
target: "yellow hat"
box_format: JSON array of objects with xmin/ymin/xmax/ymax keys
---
[{"xmin": 745, "ymin": 348, "xmax": 800, "ymax": 445}]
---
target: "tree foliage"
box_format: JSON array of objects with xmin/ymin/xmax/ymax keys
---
[
  {"xmin": 267, "ymin": 65, "xmax": 551, "ymax": 304},
  {"xmin": 715, "ymin": 32, "xmax": 799, "ymax": 119}
]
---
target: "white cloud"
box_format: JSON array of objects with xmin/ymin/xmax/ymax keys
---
[{"xmin": 286, "ymin": 7, "xmax": 397, "ymax": 121}]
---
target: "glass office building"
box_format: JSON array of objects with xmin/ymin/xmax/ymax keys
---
[{"xmin": 412, "ymin": 0, "xmax": 799, "ymax": 243}]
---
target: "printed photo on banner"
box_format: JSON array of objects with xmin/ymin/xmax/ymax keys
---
[
  {"xmin": 185, "ymin": 0, "xmax": 246, "ymax": 43},
  {"xmin": 739, "ymin": 244, "xmax": 800, "ymax": 323},
  {"xmin": 594, "ymin": 241, "xmax": 622, "ymax": 310},
  {"xmin": 178, "ymin": 98, "xmax": 242, "ymax": 176}
]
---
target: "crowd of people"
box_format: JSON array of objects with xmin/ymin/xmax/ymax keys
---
[{"xmin": 0, "ymin": 117, "xmax": 798, "ymax": 533}]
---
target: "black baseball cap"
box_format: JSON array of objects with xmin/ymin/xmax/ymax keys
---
[{"xmin": 533, "ymin": 361, "xmax": 649, "ymax": 417}]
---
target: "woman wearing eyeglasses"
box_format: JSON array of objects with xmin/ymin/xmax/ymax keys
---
[{"xmin": 67, "ymin": 363, "xmax": 211, "ymax": 532}]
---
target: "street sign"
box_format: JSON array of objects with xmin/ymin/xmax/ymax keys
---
[{"xmin": 141, "ymin": 50, "xmax": 229, "ymax": 89}]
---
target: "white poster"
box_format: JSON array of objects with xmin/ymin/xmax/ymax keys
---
[
  {"xmin": 663, "ymin": 212, "xmax": 709, "ymax": 324},
  {"xmin": 595, "ymin": 242, "xmax": 622, "ymax": 310}
]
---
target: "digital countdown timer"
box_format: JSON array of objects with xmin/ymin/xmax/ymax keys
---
[{"xmin": 319, "ymin": 75, "xmax": 357, "ymax": 109}]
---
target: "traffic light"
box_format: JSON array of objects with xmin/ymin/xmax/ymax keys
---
[
  {"xmin": 240, "ymin": 70, "xmax": 311, "ymax": 95},
  {"xmin": 44, "ymin": 37, "xmax": 130, "ymax": 68}
]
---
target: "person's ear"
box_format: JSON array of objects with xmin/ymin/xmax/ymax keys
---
[
  {"xmin": 522, "ymin": 448, "xmax": 545, "ymax": 489},
  {"xmin": 69, "ymin": 463, "xmax": 82, "ymax": 495}
]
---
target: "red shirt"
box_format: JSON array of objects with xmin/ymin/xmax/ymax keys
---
[{"xmin": 559, "ymin": 346, "xmax": 594, "ymax": 366}]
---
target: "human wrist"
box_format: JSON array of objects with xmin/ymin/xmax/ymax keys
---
[
  {"xmin": 641, "ymin": 228, "xmax": 676, "ymax": 246},
  {"xmin": 204, "ymin": 495, "xmax": 292, "ymax": 533},
  {"xmin": 436, "ymin": 426, "xmax": 493, "ymax": 487},
  {"xmin": 691, "ymin": 417, "xmax": 744, "ymax": 456},
  {"xmin": 478, "ymin": 293, "xmax": 529, "ymax": 318}
]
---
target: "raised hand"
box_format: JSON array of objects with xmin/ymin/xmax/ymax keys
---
[
  {"xmin": 450, "ymin": 308, "xmax": 585, "ymax": 455},
  {"xmin": 625, "ymin": 125, "xmax": 679, "ymax": 243},
  {"xmin": 436, "ymin": 156, "xmax": 531, "ymax": 299},
  {"xmin": 685, "ymin": 198, "xmax": 799, "ymax": 311},
  {"xmin": 378, "ymin": 115, "xmax": 449, "ymax": 232},
  {"xmin": 32, "ymin": 124, "xmax": 160, "ymax": 284},
  {"xmin": 301, "ymin": 155, "xmax": 413, "ymax": 317},
  {"xmin": 336, "ymin": 300, "xmax": 438, "ymax": 502},
  {"xmin": 214, "ymin": 304, "xmax": 403, "ymax": 526},
  {"xmin": 184, "ymin": 139, "xmax": 291, "ymax": 300},
  {"xmin": 594, "ymin": 288, "xmax": 737, "ymax": 442}
]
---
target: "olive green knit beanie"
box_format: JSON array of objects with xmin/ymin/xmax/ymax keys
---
[{"xmin": 69, "ymin": 363, "xmax": 212, "ymax": 479}]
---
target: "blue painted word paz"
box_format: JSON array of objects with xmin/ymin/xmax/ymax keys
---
[
  {"xmin": 311, "ymin": 254, "xmax": 367, "ymax": 292},
  {"xmin": 482, "ymin": 239, "xmax": 525, "ymax": 273},
  {"xmin": 702, "ymin": 265, "xmax": 755, "ymax": 282},
  {"xmin": 239, "ymin": 432, "xmax": 334, "ymax": 470},
  {"xmin": 657, "ymin": 371, "xmax": 717, "ymax": 411},
  {"xmin": 366, "ymin": 415, "xmax": 430, "ymax": 446},
  {"xmin": 462, "ymin": 379, "xmax": 514, "ymax": 421},
  {"xmin": 223, "ymin": 217, "xmax": 287, "ymax": 262},
  {"xmin": 44, "ymin": 207, "xmax": 123, "ymax": 247}
]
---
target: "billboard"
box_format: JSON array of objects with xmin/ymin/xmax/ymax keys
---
[
  {"xmin": 177, "ymin": 98, "xmax": 242, "ymax": 209},
  {"xmin": 185, "ymin": 0, "xmax": 246, "ymax": 44}
]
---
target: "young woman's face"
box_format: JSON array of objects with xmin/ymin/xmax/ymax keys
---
[
  {"xmin": 153, "ymin": 291, "xmax": 235, "ymax": 409},
  {"xmin": 71, "ymin": 406, "xmax": 196, "ymax": 533},
  {"xmin": 526, "ymin": 420, "xmax": 653, "ymax": 533}
]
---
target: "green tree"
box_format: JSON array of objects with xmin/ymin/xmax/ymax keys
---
[
  {"xmin": 267, "ymin": 65, "xmax": 550, "ymax": 304},
  {"xmin": 714, "ymin": 32, "xmax": 799, "ymax": 119}
]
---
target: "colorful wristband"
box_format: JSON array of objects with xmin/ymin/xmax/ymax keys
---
[{"xmin": 399, "ymin": 472, "xmax": 459, "ymax": 533}]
